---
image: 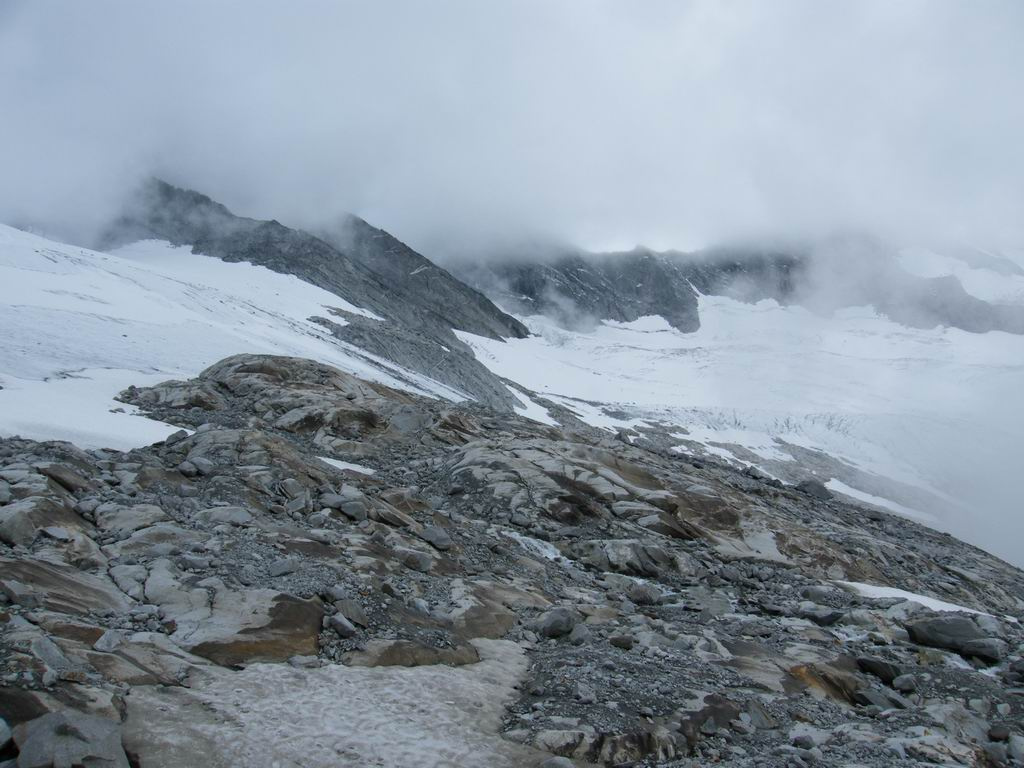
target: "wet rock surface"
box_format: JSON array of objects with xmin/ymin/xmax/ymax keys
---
[{"xmin": 1, "ymin": 353, "xmax": 1022, "ymax": 766}]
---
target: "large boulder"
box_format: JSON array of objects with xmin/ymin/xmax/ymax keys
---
[
  {"xmin": 906, "ymin": 615, "xmax": 1007, "ymax": 662},
  {"xmin": 0, "ymin": 497, "xmax": 90, "ymax": 547}
]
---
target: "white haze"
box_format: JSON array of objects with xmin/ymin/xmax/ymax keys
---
[{"xmin": 0, "ymin": 1, "xmax": 1022, "ymax": 255}]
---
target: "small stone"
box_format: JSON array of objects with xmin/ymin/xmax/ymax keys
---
[
  {"xmin": 891, "ymin": 674, "xmax": 917, "ymax": 693},
  {"xmin": 989, "ymin": 724, "xmax": 1011, "ymax": 742},
  {"xmin": 307, "ymin": 528, "xmax": 334, "ymax": 544},
  {"xmin": 418, "ymin": 525, "xmax": 453, "ymax": 551},
  {"xmin": 408, "ymin": 598, "xmax": 430, "ymax": 615},
  {"xmin": 178, "ymin": 553, "xmax": 211, "ymax": 571},
  {"xmin": 626, "ymin": 581, "xmax": 662, "ymax": 605},
  {"xmin": 165, "ymin": 429, "xmax": 189, "ymax": 445},
  {"xmin": 328, "ymin": 614, "xmax": 357, "ymax": 638},
  {"xmin": 279, "ymin": 478, "xmax": 305, "ymax": 499},
  {"xmin": 195, "ymin": 506, "xmax": 252, "ymax": 527},
  {"xmin": 567, "ymin": 623, "xmax": 591, "ymax": 645},
  {"xmin": 400, "ymin": 549, "xmax": 434, "ymax": 573},
  {"xmin": 609, "ymin": 634, "xmax": 635, "ymax": 650},
  {"xmin": 575, "ymin": 684, "xmax": 596, "ymax": 705},
  {"xmin": 535, "ymin": 607, "xmax": 580, "ymax": 638},
  {"xmin": 792, "ymin": 735, "xmax": 815, "ymax": 750},
  {"xmin": 268, "ymin": 557, "xmax": 301, "ymax": 577},
  {"xmin": 93, "ymin": 630, "xmax": 123, "ymax": 653},
  {"xmin": 190, "ymin": 457, "xmax": 216, "ymax": 476}
]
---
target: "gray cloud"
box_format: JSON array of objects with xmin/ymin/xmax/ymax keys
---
[{"xmin": 1, "ymin": 1, "xmax": 1022, "ymax": 255}]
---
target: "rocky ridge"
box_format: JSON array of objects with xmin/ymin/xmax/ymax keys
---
[
  {"xmin": 98, "ymin": 179, "xmax": 528, "ymax": 410},
  {"xmin": 1, "ymin": 353, "xmax": 1022, "ymax": 766},
  {"xmin": 453, "ymin": 236, "xmax": 1024, "ymax": 335}
]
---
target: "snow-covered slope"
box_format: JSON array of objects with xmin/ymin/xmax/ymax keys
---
[
  {"xmin": 457, "ymin": 288, "xmax": 1024, "ymax": 565},
  {"xmin": 0, "ymin": 226, "xmax": 465, "ymax": 450},
  {"xmin": 3, "ymin": 221, "xmax": 1021, "ymax": 564}
]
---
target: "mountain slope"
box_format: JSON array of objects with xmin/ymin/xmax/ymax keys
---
[
  {"xmin": 98, "ymin": 179, "xmax": 527, "ymax": 409},
  {"xmin": 318, "ymin": 212, "xmax": 528, "ymax": 340},
  {"xmin": 0, "ymin": 224, "xmax": 466, "ymax": 449},
  {"xmin": 2, "ymin": 205, "xmax": 1024, "ymax": 766},
  {"xmin": 454, "ymin": 236, "xmax": 1024, "ymax": 335}
]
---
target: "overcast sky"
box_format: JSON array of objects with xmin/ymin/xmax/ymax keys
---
[{"xmin": 1, "ymin": 1, "xmax": 1022, "ymax": 255}]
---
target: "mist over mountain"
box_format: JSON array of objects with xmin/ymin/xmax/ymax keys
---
[
  {"xmin": 452, "ymin": 235, "xmax": 1024, "ymax": 335},
  {"xmin": 2, "ymin": 4, "xmax": 1024, "ymax": 767},
  {"xmin": 2, "ymin": 1, "xmax": 1023, "ymax": 255}
]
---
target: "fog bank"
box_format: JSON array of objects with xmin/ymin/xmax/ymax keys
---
[{"xmin": 1, "ymin": 1, "xmax": 1022, "ymax": 255}]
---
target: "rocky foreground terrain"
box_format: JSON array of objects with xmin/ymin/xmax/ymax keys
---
[{"xmin": 1, "ymin": 353, "xmax": 1022, "ymax": 767}]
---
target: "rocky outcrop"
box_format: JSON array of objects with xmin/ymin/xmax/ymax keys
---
[{"xmin": 1, "ymin": 353, "xmax": 1022, "ymax": 767}]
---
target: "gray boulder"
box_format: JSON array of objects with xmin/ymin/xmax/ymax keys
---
[
  {"xmin": 795, "ymin": 479, "xmax": 832, "ymax": 501},
  {"xmin": 906, "ymin": 615, "xmax": 1007, "ymax": 662},
  {"xmin": 856, "ymin": 656, "xmax": 902, "ymax": 685},
  {"xmin": 535, "ymin": 607, "xmax": 581, "ymax": 639},
  {"xmin": 625, "ymin": 581, "xmax": 662, "ymax": 606},
  {"xmin": 328, "ymin": 614, "xmax": 357, "ymax": 638},
  {"xmin": 418, "ymin": 525, "xmax": 453, "ymax": 551},
  {"xmin": 268, "ymin": 557, "xmax": 301, "ymax": 577},
  {"xmin": 195, "ymin": 506, "xmax": 253, "ymax": 527}
]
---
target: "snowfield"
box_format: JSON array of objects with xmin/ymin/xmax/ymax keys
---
[
  {"xmin": 836, "ymin": 581, "xmax": 994, "ymax": 618},
  {"xmin": 457, "ymin": 265, "xmax": 1024, "ymax": 565},
  {"xmin": 0, "ymin": 226, "xmax": 464, "ymax": 450},
  {"xmin": 124, "ymin": 639, "xmax": 543, "ymax": 767}
]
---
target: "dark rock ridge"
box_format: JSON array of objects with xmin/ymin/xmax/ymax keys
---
[
  {"xmin": 97, "ymin": 179, "xmax": 527, "ymax": 410},
  {"xmin": 453, "ymin": 235, "xmax": 1024, "ymax": 334},
  {"xmin": 1, "ymin": 353, "xmax": 1022, "ymax": 766}
]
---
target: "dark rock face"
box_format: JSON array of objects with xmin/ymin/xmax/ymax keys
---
[
  {"xmin": 455, "ymin": 235, "xmax": 1024, "ymax": 335},
  {"xmin": 97, "ymin": 179, "xmax": 527, "ymax": 410},
  {"xmin": 455, "ymin": 249, "xmax": 705, "ymax": 332},
  {"xmin": 318, "ymin": 213, "xmax": 528, "ymax": 340}
]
